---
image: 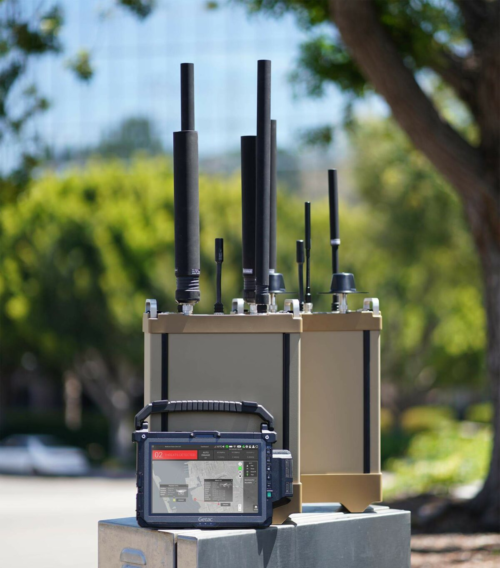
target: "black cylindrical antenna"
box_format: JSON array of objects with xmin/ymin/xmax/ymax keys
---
[
  {"xmin": 267, "ymin": 118, "xmax": 288, "ymax": 310},
  {"xmin": 241, "ymin": 135, "xmax": 257, "ymax": 305},
  {"xmin": 174, "ymin": 63, "xmax": 200, "ymax": 313},
  {"xmin": 269, "ymin": 119, "xmax": 277, "ymax": 273},
  {"xmin": 214, "ymin": 238, "xmax": 224, "ymax": 314},
  {"xmin": 321, "ymin": 169, "xmax": 365, "ymax": 312},
  {"xmin": 328, "ymin": 169, "xmax": 339, "ymax": 272},
  {"xmin": 296, "ymin": 240, "xmax": 305, "ymax": 309},
  {"xmin": 255, "ymin": 60, "xmax": 271, "ymax": 311},
  {"xmin": 181, "ymin": 63, "xmax": 195, "ymax": 131},
  {"xmin": 328, "ymin": 169, "xmax": 340, "ymax": 311},
  {"xmin": 304, "ymin": 201, "xmax": 312, "ymax": 308}
]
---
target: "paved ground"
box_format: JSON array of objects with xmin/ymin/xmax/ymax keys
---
[
  {"xmin": 411, "ymin": 534, "xmax": 500, "ymax": 567},
  {"xmin": 0, "ymin": 475, "xmax": 136, "ymax": 568},
  {"xmin": 2, "ymin": 476, "xmax": 499, "ymax": 567}
]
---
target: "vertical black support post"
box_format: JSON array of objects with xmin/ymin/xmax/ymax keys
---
[
  {"xmin": 255, "ymin": 60, "xmax": 271, "ymax": 311},
  {"xmin": 363, "ymin": 331, "xmax": 371, "ymax": 474},
  {"xmin": 214, "ymin": 238, "xmax": 224, "ymax": 314},
  {"xmin": 269, "ymin": 119, "xmax": 277, "ymax": 274},
  {"xmin": 282, "ymin": 334, "xmax": 290, "ymax": 450},
  {"xmin": 161, "ymin": 334, "xmax": 169, "ymax": 431},
  {"xmin": 241, "ymin": 136, "xmax": 257, "ymax": 304},
  {"xmin": 174, "ymin": 63, "xmax": 200, "ymax": 310},
  {"xmin": 328, "ymin": 169, "xmax": 340, "ymax": 311}
]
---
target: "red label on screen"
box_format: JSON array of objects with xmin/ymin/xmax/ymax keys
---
[{"xmin": 152, "ymin": 450, "xmax": 198, "ymax": 460}]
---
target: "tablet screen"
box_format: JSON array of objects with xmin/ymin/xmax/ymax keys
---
[{"xmin": 151, "ymin": 444, "xmax": 260, "ymax": 514}]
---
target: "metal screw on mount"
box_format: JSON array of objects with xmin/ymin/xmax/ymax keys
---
[
  {"xmin": 214, "ymin": 238, "xmax": 224, "ymax": 314},
  {"xmin": 296, "ymin": 240, "xmax": 305, "ymax": 310},
  {"xmin": 304, "ymin": 202, "xmax": 313, "ymax": 313},
  {"xmin": 145, "ymin": 299, "xmax": 158, "ymax": 319}
]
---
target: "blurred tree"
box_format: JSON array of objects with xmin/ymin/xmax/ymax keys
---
[
  {"xmin": 0, "ymin": 0, "xmax": 154, "ymax": 198},
  {"xmin": 58, "ymin": 117, "xmax": 165, "ymax": 164},
  {"xmin": 0, "ymin": 145, "xmax": 484, "ymax": 460},
  {"xmin": 238, "ymin": 0, "xmax": 499, "ymax": 530},
  {"xmin": 95, "ymin": 117, "xmax": 164, "ymax": 160},
  {"xmin": 348, "ymin": 120, "xmax": 484, "ymax": 399}
]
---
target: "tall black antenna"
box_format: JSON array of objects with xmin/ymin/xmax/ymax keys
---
[
  {"xmin": 181, "ymin": 63, "xmax": 195, "ymax": 131},
  {"xmin": 304, "ymin": 202, "xmax": 312, "ymax": 310},
  {"xmin": 269, "ymin": 119, "xmax": 277, "ymax": 274},
  {"xmin": 255, "ymin": 60, "xmax": 271, "ymax": 312},
  {"xmin": 241, "ymin": 135, "xmax": 257, "ymax": 306},
  {"xmin": 328, "ymin": 169, "xmax": 340, "ymax": 311},
  {"xmin": 173, "ymin": 63, "xmax": 200, "ymax": 314},
  {"xmin": 268, "ymin": 118, "xmax": 287, "ymax": 310}
]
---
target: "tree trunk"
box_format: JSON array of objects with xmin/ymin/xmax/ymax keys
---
[
  {"xmin": 73, "ymin": 351, "xmax": 135, "ymax": 464},
  {"xmin": 331, "ymin": 0, "xmax": 500, "ymax": 528},
  {"xmin": 109, "ymin": 411, "xmax": 134, "ymax": 464},
  {"xmin": 466, "ymin": 220, "xmax": 500, "ymax": 530}
]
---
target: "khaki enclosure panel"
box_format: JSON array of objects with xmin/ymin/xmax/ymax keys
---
[
  {"xmin": 301, "ymin": 331, "xmax": 364, "ymax": 474},
  {"xmin": 300, "ymin": 329, "xmax": 381, "ymax": 475},
  {"xmin": 144, "ymin": 332, "xmax": 163, "ymax": 432},
  {"xmin": 167, "ymin": 333, "xmax": 285, "ymax": 447}
]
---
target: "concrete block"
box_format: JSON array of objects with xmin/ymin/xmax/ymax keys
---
[{"xmin": 98, "ymin": 506, "xmax": 410, "ymax": 568}]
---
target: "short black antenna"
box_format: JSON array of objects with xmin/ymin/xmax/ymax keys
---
[
  {"xmin": 296, "ymin": 240, "xmax": 305, "ymax": 310},
  {"xmin": 214, "ymin": 238, "xmax": 224, "ymax": 314},
  {"xmin": 321, "ymin": 169, "xmax": 365, "ymax": 312},
  {"xmin": 304, "ymin": 201, "xmax": 312, "ymax": 312},
  {"xmin": 174, "ymin": 63, "xmax": 200, "ymax": 315}
]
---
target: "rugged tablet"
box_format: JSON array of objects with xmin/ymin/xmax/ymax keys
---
[{"xmin": 133, "ymin": 400, "xmax": 293, "ymax": 529}]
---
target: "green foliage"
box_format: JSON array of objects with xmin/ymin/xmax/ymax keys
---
[
  {"xmin": 385, "ymin": 421, "xmax": 492, "ymax": 498},
  {"xmin": 299, "ymin": 124, "xmax": 333, "ymax": 148},
  {"xmin": 91, "ymin": 117, "xmax": 164, "ymax": 160},
  {"xmin": 65, "ymin": 50, "xmax": 93, "ymax": 81},
  {"xmin": 381, "ymin": 428, "xmax": 412, "ymax": 467},
  {"xmin": 118, "ymin": 0, "xmax": 156, "ymax": 19},
  {"xmin": 466, "ymin": 403, "xmax": 493, "ymax": 424},
  {"xmin": 400, "ymin": 405, "xmax": 456, "ymax": 433},
  {"xmin": 290, "ymin": 35, "xmax": 369, "ymax": 99},
  {"xmin": 348, "ymin": 119, "xmax": 485, "ymax": 390}
]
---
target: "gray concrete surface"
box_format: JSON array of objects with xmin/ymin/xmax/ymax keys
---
[
  {"xmin": 99, "ymin": 507, "xmax": 411, "ymax": 568},
  {"xmin": 0, "ymin": 474, "xmax": 136, "ymax": 568}
]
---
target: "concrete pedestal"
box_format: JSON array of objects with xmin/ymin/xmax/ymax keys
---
[{"xmin": 98, "ymin": 505, "xmax": 411, "ymax": 568}]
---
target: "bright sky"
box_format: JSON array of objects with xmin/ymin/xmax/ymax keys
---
[
  {"xmin": 2, "ymin": 0, "xmax": 386, "ymax": 174},
  {"xmin": 33, "ymin": 1, "xmax": 385, "ymax": 152}
]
